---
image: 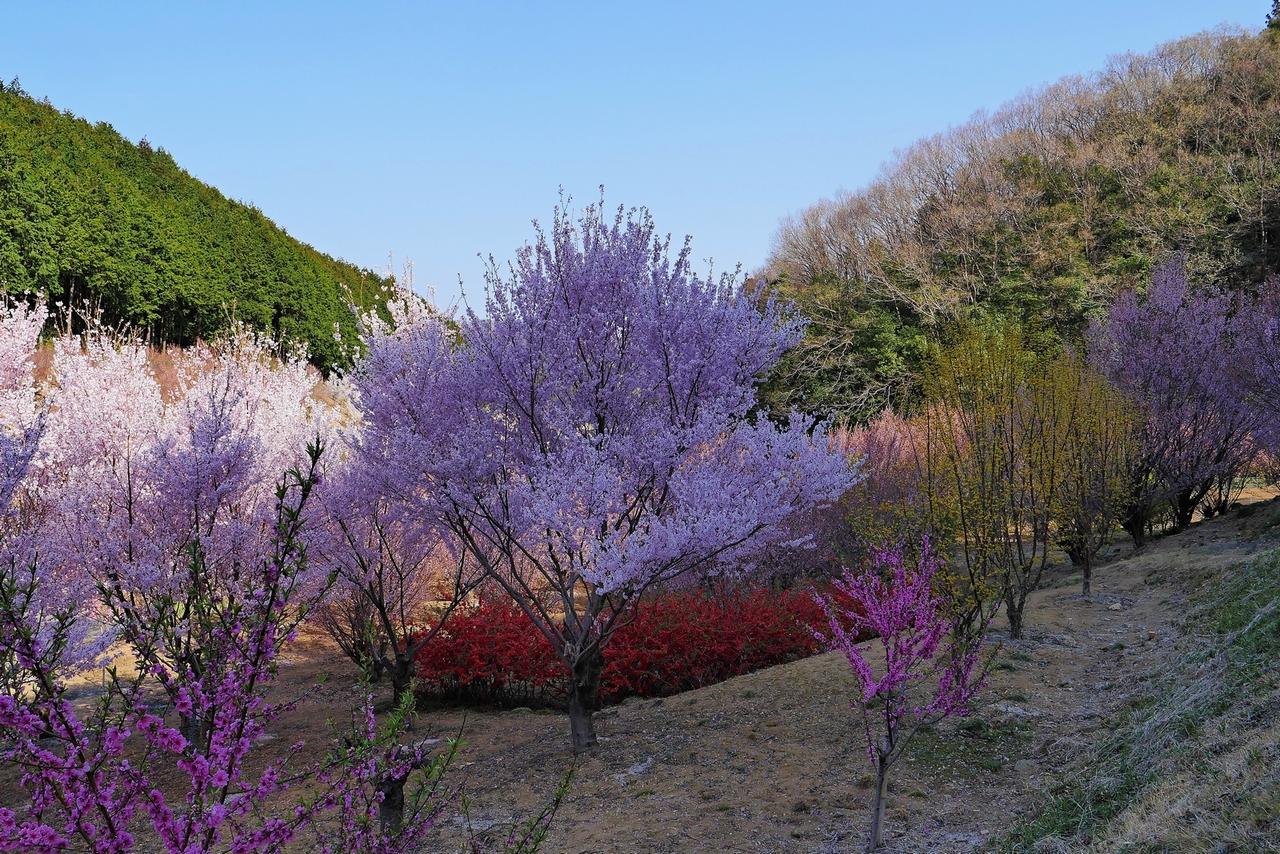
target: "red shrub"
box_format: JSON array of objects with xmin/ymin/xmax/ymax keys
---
[
  {"xmin": 411, "ymin": 597, "xmax": 562, "ymax": 706},
  {"xmin": 598, "ymin": 587, "xmax": 821, "ymax": 703},
  {"xmin": 413, "ymin": 586, "xmax": 863, "ymax": 708}
]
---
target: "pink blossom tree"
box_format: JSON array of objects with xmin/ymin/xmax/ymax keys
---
[
  {"xmin": 353, "ymin": 199, "xmax": 858, "ymax": 752},
  {"xmin": 815, "ymin": 539, "xmax": 986, "ymax": 852},
  {"xmin": 0, "ymin": 298, "xmax": 44, "ymax": 437},
  {"xmin": 30, "ymin": 322, "xmax": 335, "ymax": 740}
]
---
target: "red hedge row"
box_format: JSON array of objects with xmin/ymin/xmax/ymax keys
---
[{"xmin": 413, "ymin": 587, "xmax": 850, "ymax": 708}]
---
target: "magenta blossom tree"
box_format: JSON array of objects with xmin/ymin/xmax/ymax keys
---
[
  {"xmin": 1090, "ymin": 256, "xmax": 1260, "ymax": 540},
  {"xmin": 815, "ymin": 539, "xmax": 986, "ymax": 853},
  {"xmin": 354, "ymin": 198, "xmax": 858, "ymax": 752}
]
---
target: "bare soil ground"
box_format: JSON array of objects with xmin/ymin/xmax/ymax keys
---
[{"xmin": 9, "ymin": 489, "xmax": 1279, "ymax": 853}]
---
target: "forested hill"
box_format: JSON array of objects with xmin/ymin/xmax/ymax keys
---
[
  {"xmin": 0, "ymin": 82, "xmax": 389, "ymax": 370},
  {"xmin": 764, "ymin": 25, "xmax": 1280, "ymax": 422}
]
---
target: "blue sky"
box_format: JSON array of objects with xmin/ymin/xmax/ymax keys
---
[{"xmin": 1, "ymin": 2, "xmax": 1265, "ymax": 307}]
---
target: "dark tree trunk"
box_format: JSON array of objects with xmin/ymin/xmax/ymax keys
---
[
  {"xmin": 1005, "ymin": 587, "xmax": 1025, "ymax": 640},
  {"xmin": 1172, "ymin": 489, "xmax": 1197, "ymax": 531},
  {"xmin": 388, "ymin": 654, "xmax": 414, "ymax": 708},
  {"xmin": 566, "ymin": 650, "xmax": 604, "ymax": 754},
  {"xmin": 1081, "ymin": 554, "xmax": 1092, "ymax": 597},
  {"xmin": 1122, "ymin": 510, "xmax": 1147, "ymax": 548},
  {"xmin": 378, "ymin": 768, "xmax": 409, "ymax": 835}
]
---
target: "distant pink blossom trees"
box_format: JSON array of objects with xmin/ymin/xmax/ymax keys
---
[
  {"xmin": 352, "ymin": 199, "xmax": 858, "ymax": 752},
  {"xmin": 815, "ymin": 539, "xmax": 986, "ymax": 853}
]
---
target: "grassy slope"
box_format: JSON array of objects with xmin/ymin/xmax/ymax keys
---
[{"xmin": 1001, "ymin": 509, "xmax": 1280, "ymax": 852}]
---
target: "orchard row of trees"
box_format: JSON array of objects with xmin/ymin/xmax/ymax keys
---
[
  {"xmin": 826, "ymin": 255, "xmax": 1280, "ymax": 644},
  {"xmin": 0, "ymin": 199, "xmax": 859, "ymax": 851}
]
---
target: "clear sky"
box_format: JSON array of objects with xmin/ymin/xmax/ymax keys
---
[{"xmin": 1, "ymin": 1, "xmax": 1266, "ymax": 308}]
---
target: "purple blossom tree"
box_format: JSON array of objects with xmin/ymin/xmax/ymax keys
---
[
  {"xmin": 814, "ymin": 539, "xmax": 986, "ymax": 852},
  {"xmin": 353, "ymin": 198, "xmax": 858, "ymax": 752},
  {"xmin": 1090, "ymin": 256, "xmax": 1260, "ymax": 541}
]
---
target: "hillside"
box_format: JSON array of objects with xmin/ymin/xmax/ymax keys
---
[
  {"xmin": 0, "ymin": 81, "xmax": 389, "ymax": 370},
  {"xmin": 764, "ymin": 25, "xmax": 1280, "ymax": 421}
]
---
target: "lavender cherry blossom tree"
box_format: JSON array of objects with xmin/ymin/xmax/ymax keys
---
[{"xmin": 353, "ymin": 198, "xmax": 858, "ymax": 752}]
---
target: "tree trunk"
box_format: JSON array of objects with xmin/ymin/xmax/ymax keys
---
[
  {"xmin": 389, "ymin": 654, "xmax": 413, "ymax": 709},
  {"xmin": 566, "ymin": 650, "xmax": 604, "ymax": 754},
  {"xmin": 1121, "ymin": 501, "xmax": 1148, "ymax": 548},
  {"xmin": 1005, "ymin": 587, "xmax": 1024, "ymax": 640},
  {"xmin": 1172, "ymin": 488, "xmax": 1197, "ymax": 531},
  {"xmin": 1080, "ymin": 554, "xmax": 1092, "ymax": 597},
  {"xmin": 1122, "ymin": 516, "xmax": 1146, "ymax": 548},
  {"xmin": 378, "ymin": 769, "xmax": 408, "ymax": 835},
  {"xmin": 867, "ymin": 745, "xmax": 889, "ymax": 851}
]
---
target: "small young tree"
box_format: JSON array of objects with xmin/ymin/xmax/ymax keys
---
[
  {"xmin": 1049, "ymin": 355, "xmax": 1137, "ymax": 596},
  {"xmin": 354, "ymin": 199, "xmax": 857, "ymax": 752},
  {"xmin": 917, "ymin": 323, "xmax": 1067, "ymax": 639},
  {"xmin": 815, "ymin": 539, "xmax": 986, "ymax": 852},
  {"xmin": 312, "ymin": 463, "xmax": 486, "ymax": 705}
]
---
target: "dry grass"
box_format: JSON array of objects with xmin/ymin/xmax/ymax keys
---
[{"xmin": 1001, "ymin": 507, "xmax": 1280, "ymax": 853}]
